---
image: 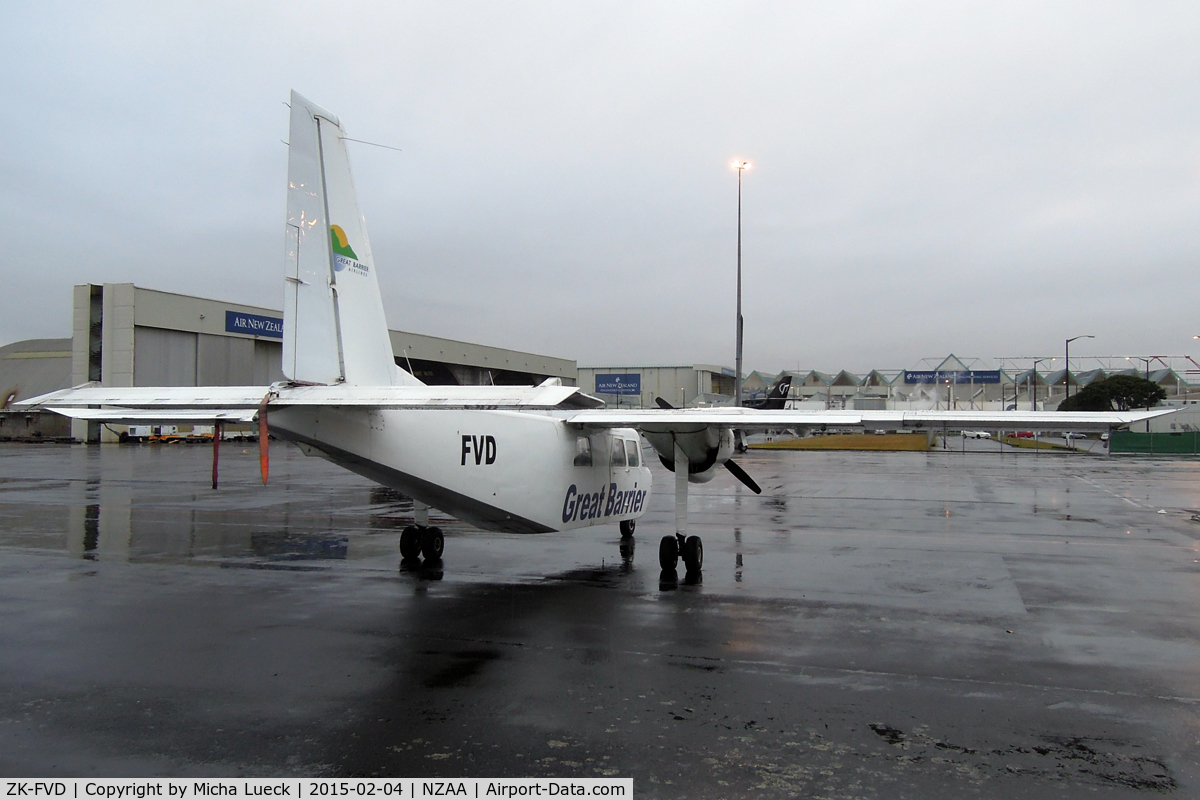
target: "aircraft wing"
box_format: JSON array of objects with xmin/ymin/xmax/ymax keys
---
[
  {"xmin": 565, "ymin": 407, "xmax": 1175, "ymax": 433},
  {"xmin": 18, "ymin": 383, "xmax": 1172, "ymax": 431}
]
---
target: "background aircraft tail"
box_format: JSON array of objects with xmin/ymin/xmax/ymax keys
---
[
  {"xmin": 282, "ymin": 91, "xmax": 420, "ymax": 386},
  {"xmin": 756, "ymin": 375, "xmax": 793, "ymax": 409}
]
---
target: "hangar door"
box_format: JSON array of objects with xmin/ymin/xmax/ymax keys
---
[{"xmin": 133, "ymin": 327, "xmax": 283, "ymax": 387}]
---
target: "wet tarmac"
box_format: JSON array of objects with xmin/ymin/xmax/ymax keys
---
[{"xmin": 2, "ymin": 441, "xmax": 1200, "ymax": 797}]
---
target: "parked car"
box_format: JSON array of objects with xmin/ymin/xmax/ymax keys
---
[
  {"xmin": 962, "ymin": 431, "xmax": 992, "ymax": 439},
  {"xmin": 1014, "ymin": 431, "xmax": 1035, "ymax": 439}
]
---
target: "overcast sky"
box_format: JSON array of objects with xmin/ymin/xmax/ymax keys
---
[{"xmin": 2, "ymin": 2, "xmax": 1198, "ymax": 375}]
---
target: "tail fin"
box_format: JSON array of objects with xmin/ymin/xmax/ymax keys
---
[
  {"xmin": 756, "ymin": 375, "xmax": 792, "ymax": 409},
  {"xmin": 282, "ymin": 91, "xmax": 419, "ymax": 386}
]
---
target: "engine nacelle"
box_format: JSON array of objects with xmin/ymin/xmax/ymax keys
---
[{"xmin": 643, "ymin": 426, "xmax": 734, "ymax": 484}]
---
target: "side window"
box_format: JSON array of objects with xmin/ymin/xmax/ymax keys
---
[
  {"xmin": 624, "ymin": 438, "xmax": 640, "ymax": 467},
  {"xmin": 611, "ymin": 437, "xmax": 627, "ymax": 467},
  {"xmin": 573, "ymin": 436, "xmax": 592, "ymax": 467}
]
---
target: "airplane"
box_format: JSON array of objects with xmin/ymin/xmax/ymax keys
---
[{"xmin": 18, "ymin": 92, "xmax": 1174, "ymax": 575}]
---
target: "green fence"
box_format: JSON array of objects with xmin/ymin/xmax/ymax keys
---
[{"xmin": 1110, "ymin": 430, "xmax": 1200, "ymax": 454}]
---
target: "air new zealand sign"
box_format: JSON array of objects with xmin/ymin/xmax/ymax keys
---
[
  {"xmin": 904, "ymin": 370, "xmax": 1001, "ymax": 384},
  {"xmin": 225, "ymin": 310, "xmax": 284, "ymax": 339}
]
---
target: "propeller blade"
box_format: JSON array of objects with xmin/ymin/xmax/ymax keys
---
[
  {"xmin": 258, "ymin": 394, "xmax": 270, "ymax": 485},
  {"xmin": 654, "ymin": 397, "xmax": 674, "ymax": 409},
  {"xmin": 724, "ymin": 458, "xmax": 762, "ymax": 494}
]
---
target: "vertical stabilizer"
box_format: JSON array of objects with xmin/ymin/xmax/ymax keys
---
[
  {"xmin": 758, "ymin": 375, "xmax": 793, "ymax": 409},
  {"xmin": 283, "ymin": 91, "xmax": 418, "ymax": 386}
]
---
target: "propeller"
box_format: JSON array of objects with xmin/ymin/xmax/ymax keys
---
[
  {"xmin": 652, "ymin": 396, "xmax": 762, "ymax": 494},
  {"xmin": 723, "ymin": 458, "xmax": 762, "ymax": 494},
  {"xmin": 257, "ymin": 392, "xmax": 270, "ymax": 485}
]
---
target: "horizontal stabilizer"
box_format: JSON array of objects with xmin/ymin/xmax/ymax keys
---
[
  {"xmin": 48, "ymin": 408, "xmax": 259, "ymax": 425},
  {"xmin": 19, "ymin": 384, "xmax": 271, "ymax": 409},
  {"xmin": 18, "ymin": 381, "xmax": 605, "ymax": 412}
]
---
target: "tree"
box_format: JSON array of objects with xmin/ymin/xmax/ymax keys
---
[
  {"xmin": 1057, "ymin": 374, "xmax": 1167, "ymax": 412},
  {"xmin": 1056, "ymin": 382, "xmax": 1111, "ymax": 411},
  {"xmin": 1103, "ymin": 374, "xmax": 1168, "ymax": 410}
]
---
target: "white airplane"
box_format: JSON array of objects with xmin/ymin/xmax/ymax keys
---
[{"xmin": 19, "ymin": 92, "xmax": 1173, "ymax": 574}]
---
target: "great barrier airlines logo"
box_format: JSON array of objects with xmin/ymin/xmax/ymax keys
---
[
  {"xmin": 330, "ymin": 224, "xmax": 369, "ymax": 276},
  {"xmin": 562, "ymin": 483, "xmax": 646, "ymax": 524}
]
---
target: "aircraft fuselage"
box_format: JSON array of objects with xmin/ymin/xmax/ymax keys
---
[{"xmin": 270, "ymin": 406, "xmax": 652, "ymax": 534}]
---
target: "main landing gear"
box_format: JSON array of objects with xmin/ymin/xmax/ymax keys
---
[
  {"xmin": 400, "ymin": 525, "xmax": 444, "ymax": 561},
  {"xmin": 659, "ymin": 532, "xmax": 703, "ymax": 572},
  {"xmin": 400, "ymin": 499, "xmax": 443, "ymax": 562}
]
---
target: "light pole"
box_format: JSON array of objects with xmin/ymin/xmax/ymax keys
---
[
  {"xmin": 1065, "ymin": 335, "xmax": 1094, "ymax": 400},
  {"xmin": 1126, "ymin": 356, "xmax": 1151, "ymax": 380},
  {"xmin": 1126, "ymin": 357, "xmax": 1156, "ymax": 431},
  {"xmin": 1031, "ymin": 358, "xmax": 1053, "ymax": 411},
  {"xmin": 732, "ymin": 159, "xmax": 751, "ymax": 409}
]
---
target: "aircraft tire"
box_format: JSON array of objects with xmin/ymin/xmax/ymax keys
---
[
  {"xmin": 659, "ymin": 535, "xmax": 679, "ymax": 571},
  {"xmin": 620, "ymin": 519, "xmax": 636, "ymax": 539},
  {"xmin": 421, "ymin": 526, "xmax": 445, "ymax": 560},
  {"xmin": 399, "ymin": 526, "xmax": 422, "ymax": 560},
  {"xmin": 682, "ymin": 535, "xmax": 703, "ymax": 572}
]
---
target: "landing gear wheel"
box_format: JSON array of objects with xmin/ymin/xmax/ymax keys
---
[
  {"xmin": 420, "ymin": 526, "xmax": 444, "ymax": 560},
  {"xmin": 399, "ymin": 525, "xmax": 422, "ymax": 560},
  {"xmin": 659, "ymin": 535, "xmax": 679, "ymax": 570},
  {"xmin": 681, "ymin": 535, "xmax": 703, "ymax": 572},
  {"xmin": 620, "ymin": 519, "xmax": 636, "ymax": 539}
]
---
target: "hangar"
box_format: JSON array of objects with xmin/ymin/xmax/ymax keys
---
[
  {"xmin": 0, "ymin": 283, "xmax": 576, "ymax": 442},
  {"xmin": 577, "ymin": 364, "xmax": 736, "ymax": 408},
  {"xmin": 0, "ymin": 338, "xmax": 73, "ymax": 440}
]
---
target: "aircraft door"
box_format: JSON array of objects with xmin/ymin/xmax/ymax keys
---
[
  {"xmin": 623, "ymin": 437, "xmax": 641, "ymax": 471},
  {"xmin": 610, "ymin": 434, "xmax": 628, "ymax": 482}
]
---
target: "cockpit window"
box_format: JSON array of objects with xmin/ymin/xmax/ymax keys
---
[
  {"xmin": 573, "ymin": 436, "xmax": 592, "ymax": 467},
  {"xmin": 624, "ymin": 438, "xmax": 640, "ymax": 467},
  {"xmin": 611, "ymin": 437, "xmax": 627, "ymax": 467}
]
